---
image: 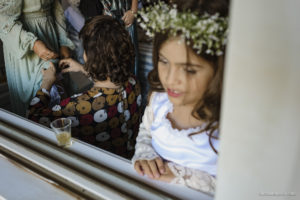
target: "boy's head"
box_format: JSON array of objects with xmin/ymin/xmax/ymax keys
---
[{"xmin": 80, "ymin": 15, "xmax": 135, "ymax": 85}]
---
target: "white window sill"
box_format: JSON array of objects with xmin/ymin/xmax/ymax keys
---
[{"xmin": 0, "ymin": 108, "xmax": 213, "ymax": 200}]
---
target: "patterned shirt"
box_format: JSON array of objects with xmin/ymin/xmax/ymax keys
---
[{"xmin": 29, "ymin": 76, "xmax": 142, "ymax": 159}]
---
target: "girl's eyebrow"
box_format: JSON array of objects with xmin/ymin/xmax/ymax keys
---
[
  {"xmin": 178, "ymin": 63, "xmax": 203, "ymax": 68},
  {"xmin": 158, "ymin": 53, "xmax": 167, "ymax": 59},
  {"xmin": 159, "ymin": 53, "xmax": 202, "ymax": 67},
  {"xmin": 159, "ymin": 53, "xmax": 203, "ymax": 67}
]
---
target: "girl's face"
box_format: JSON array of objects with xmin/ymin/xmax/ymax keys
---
[{"xmin": 158, "ymin": 37, "xmax": 215, "ymax": 108}]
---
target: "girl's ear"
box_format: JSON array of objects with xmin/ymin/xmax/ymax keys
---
[{"xmin": 83, "ymin": 51, "xmax": 87, "ymax": 62}]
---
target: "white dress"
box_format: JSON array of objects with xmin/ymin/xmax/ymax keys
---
[{"xmin": 132, "ymin": 92, "xmax": 219, "ymax": 194}]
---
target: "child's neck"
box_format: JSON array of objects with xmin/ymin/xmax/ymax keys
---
[
  {"xmin": 168, "ymin": 105, "xmax": 205, "ymax": 130},
  {"xmin": 93, "ymin": 79, "xmax": 120, "ymax": 89}
]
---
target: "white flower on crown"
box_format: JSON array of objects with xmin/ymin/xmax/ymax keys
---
[{"xmin": 138, "ymin": 1, "xmax": 229, "ymax": 56}]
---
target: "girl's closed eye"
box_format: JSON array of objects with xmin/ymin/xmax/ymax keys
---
[
  {"xmin": 158, "ymin": 56, "xmax": 168, "ymax": 65},
  {"xmin": 183, "ymin": 63, "xmax": 204, "ymax": 74},
  {"xmin": 185, "ymin": 67, "xmax": 197, "ymax": 74}
]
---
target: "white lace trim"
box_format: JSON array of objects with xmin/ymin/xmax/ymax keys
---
[
  {"xmin": 168, "ymin": 162, "xmax": 216, "ymax": 194},
  {"xmin": 131, "ymin": 144, "xmax": 159, "ymax": 164},
  {"xmin": 153, "ymin": 93, "xmax": 205, "ymax": 137},
  {"xmin": 131, "ymin": 125, "xmax": 159, "ymax": 163},
  {"xmin": 132, "ymin": 93, "xmax": 159, "ymax": 164}
]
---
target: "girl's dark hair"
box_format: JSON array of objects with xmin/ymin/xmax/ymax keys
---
[
  {"xmin": 80, "ymin": 15, "xmax": 135, "ymax": 85},
  {"xmin": 148, "ymin": 0, "xmax": 229, "ymax": 154}
]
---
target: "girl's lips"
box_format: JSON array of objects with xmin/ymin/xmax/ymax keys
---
[{"xmin": 167, "ymin": 89, "xmax": 182, "ymax": 97}]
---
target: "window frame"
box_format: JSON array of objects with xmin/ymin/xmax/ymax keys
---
[{"xmin": 0, "ymin": 108, "xmax": 213, "ymax": 200}]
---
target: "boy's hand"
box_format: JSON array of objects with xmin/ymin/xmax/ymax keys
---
[
  {"xmin": 134, "ymin": 157, "xmax": 165, "ymax": 179},
  {"xmin": 60, "ymin": 46, "xmax": 70, "ymax": 58},
  {"xmin": 40, "ymin": 62, "xmax": 56, "ymax": 91},
  {"xmin": 59, "ymin": 58, "xmax": 85, "ymax": 74}
]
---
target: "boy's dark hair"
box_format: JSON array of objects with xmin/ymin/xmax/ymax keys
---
[
  {"xmin": 80, "ymin": 15, "xmax": 135, "ymax": 85},
  {"xmin": 148, "ymin": 0, "xmax": 230, "ymax": 154},
  {"xmin": 78, "ymin": 0, "xmax": 103, "ymax": 19}
]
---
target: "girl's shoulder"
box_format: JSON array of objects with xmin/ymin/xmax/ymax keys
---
[
  {"xmin": 148, "ymin": 92, "xmax": 169, "ymax": 110},
  {"xmin": 149, "ymin": 91, "xmax": 168, "ymax": 104},
  {"xmin": 148, "ymin": 92, "xmax": 172, "ymax": 121}
]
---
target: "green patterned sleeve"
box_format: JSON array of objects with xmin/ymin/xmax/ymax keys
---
[
  {"xmin": 53, "ymin": 0, "xmax": 75, "ymax": 49},
  {"xmin": 0, "ymin": 0, "xmax": 38, "ymax": 58}
]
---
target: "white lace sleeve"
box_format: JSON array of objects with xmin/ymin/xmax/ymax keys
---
[
  {"xmin": 131, "ymin": 93, "xmax": 159, "ymax": 164},
  {"xmin": 168, "ymin": 162, "xmax": 216, "ymax": 194}
]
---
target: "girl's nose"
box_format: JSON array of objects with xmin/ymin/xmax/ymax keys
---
[{"xmin": 165, "ymin": 66, "xmax": 180, "ymax": 86}]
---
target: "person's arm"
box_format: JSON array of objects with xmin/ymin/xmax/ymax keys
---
[
  {"xmin": 150, "ymin": 161, "xmax": 216, "ymax": 194},
  {"xmin": 40, "ymin": 63, "xmax": 57, "ymax": 91},
  {"xmin": 53, "ymin": 0, "xmax": 75, "ymax": 58},
  {"xmin": 131, "ymin": 93, "xmax": 159, "ymax": 163},
  {"xmin": 28, "ymin": 63, "xmax": 56, "ymax": 123},
  {"xmin": 130, "ymin": 0, "xmax": 138, "ymax": 14},
  {"xmin": 122, "ymin": 0, "xmax": 138, "ymax": 27},
  {"xmin": 165, "ymin": 162, "xmax": 216, "ymax": 194},
  {"xmin": 28, "ymin": 62, "xmax": 78, "ymax": 126},
  {"xmin": 132, "ymin": 93, "xmax": 169, "ymax": 179},
  {"xmin": 59, "ymin": 58, "xmax": 88, "ymax": 75},
  {"xmin": 64, "ymin": 6, "xmax": 85, "ymax": 32},
  {"xmin": 0, "ymin": 1, "xmax": 37, "ymax": 58},
  {"xmin": 61, "ymin": 0, "xmax": 84, "ymax": 33},
  {"xmin": 0, "ymin": 0, "xmax": 59, "ymax": 60}
]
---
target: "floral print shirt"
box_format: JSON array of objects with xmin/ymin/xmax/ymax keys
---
[{"xmin": 28, "ymin": 76, "xmax": 142, "ymax": 159}]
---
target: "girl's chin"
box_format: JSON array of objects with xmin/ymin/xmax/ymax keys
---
[
  {"xmin": 167, "ymin": 96, "xmax": 184, "ymax": 106},
  {"xmin": 168, "ymin": 97, "xmax": 198, "ymax": 108}
]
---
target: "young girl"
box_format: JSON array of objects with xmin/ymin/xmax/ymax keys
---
[{"xmin": 132, "ymin": 0, "xmax": 229, "ymax": 194}]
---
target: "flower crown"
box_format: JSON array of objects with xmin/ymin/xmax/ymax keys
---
[{"xmin": 137, "ymin": 1, "xmax": 229, "ymax": 56}]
